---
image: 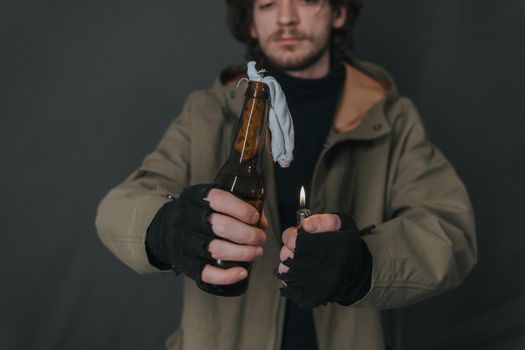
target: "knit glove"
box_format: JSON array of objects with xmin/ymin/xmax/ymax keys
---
[
  {"xmin": 277, "ymin": 215, "xmax": 374, "ymax": 309},
  {"xmin": 145, "ymin": 184, "xmax": 216, "ymax": 287}
]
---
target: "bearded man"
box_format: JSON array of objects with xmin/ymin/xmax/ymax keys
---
[{"xmin": 95, "ymin": 1, "xmax": 477, "ymax": 349}]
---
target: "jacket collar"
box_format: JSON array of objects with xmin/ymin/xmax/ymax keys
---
[{"xmin": 210, "ymin": 58, "xmax": 399, "ymax": 142}]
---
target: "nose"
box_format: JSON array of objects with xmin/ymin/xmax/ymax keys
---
[{"xmin": 277, "ymin": 0, "xmax": 300, "ymax": 26}]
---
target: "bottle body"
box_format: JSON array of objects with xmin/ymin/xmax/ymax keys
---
[{"xmin": 199, "ymin": 81, "xmax": 270, "ymax": 297}]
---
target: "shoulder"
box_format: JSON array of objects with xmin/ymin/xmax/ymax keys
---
[
  {"xmin": 185, "ymin": 63, "xmax": 247, "ymax": 120},
  {"xmin": 385, "ymin": 96, "xmax": 427, "ymax": 141},
  {"xmin": 168, "ymin": 63, "xmax": 248, "ymax": 132},
  {"xmin": 349, "ymin": 59, "xmax": 426, "ymax": 132}
]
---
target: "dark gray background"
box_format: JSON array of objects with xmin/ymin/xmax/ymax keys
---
[{"xmin": 1, "ymin": 0, "xmax": 524, "ymax": 349}]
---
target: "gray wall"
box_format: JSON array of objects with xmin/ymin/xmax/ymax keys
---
[{"xmin": 1, "ymin": 0, "xmax": 524, "ymax": 349}]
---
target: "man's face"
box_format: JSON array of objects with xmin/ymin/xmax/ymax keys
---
[{"xmin": 250, "ymin": 0, "xmax": 347, "ymax": 71}]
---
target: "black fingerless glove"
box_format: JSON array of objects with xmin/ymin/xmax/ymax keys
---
[
  {"xmin": 145, "ymin": 184, "xmax": 216, "ymax": 286},
  {"xmin": 277, "ymin": 215, "xmax": 374, "ymax": 309}
]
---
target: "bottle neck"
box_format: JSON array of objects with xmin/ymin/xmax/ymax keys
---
[{"xmin": 229, "ymin": 83, "xmax": 270, "ymax": 168}]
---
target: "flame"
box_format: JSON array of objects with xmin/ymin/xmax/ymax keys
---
[{"xmin": 299, "ymin": 186, "xmax": 306, "ymax": 208}]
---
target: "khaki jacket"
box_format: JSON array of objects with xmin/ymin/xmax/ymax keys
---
[{"xmin": 95, "ymin": 60, "xmax": 477, "ymax": 350}]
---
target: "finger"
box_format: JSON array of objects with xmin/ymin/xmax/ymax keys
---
[
  {"xmin": 259, "ymin": 211, "xmax": 269, "ymax": 230},
  {"xmin": 205, "ymin": 188, "xmax": 260, "ymax": 225},
  {"xmin": 209, "ymin": 213, "xmax": 266, "ymax": 245},
  {"xmin": 208, "ymin": 239, "xmax": 264, "ymax": 262},
  {"xmin": 282, "ymin": 227, "xmax": 297, "ymax": 250},
  {"xmin": 279, "ymin": 245, "xmax": 294, "ymax": 262},
  {"xmin": 201, "ymin": 264, "xmax": 248, "ymax": 285},
  {"xmin": 302, "ymin": 214, "xmax": 341, "ymax": 233},
  {"xmin": 278, "ymin": 262, "xmax": 289, "ymax": 274}
]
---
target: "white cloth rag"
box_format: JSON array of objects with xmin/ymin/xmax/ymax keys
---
[{"xmin": 246, "ymin": 61, "xmax": 294, "ymax": 168}]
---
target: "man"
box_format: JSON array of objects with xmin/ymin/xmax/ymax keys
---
[{"xmin": 95, "ymin": 0, "xmax": 477, "ymax": 349}]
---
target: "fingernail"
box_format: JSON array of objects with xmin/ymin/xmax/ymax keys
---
[
  {"xmin": 251, "ymin": 212, "xmax": 260, "ymax": 224},
  {"xmin": 256, "ymin": 247, "xmax": 263, "ymax": 257},
  {"xmin": 238, "ymin": 270, "xmax": 248, "ymax": 280}
]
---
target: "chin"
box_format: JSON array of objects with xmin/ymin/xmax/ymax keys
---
[
  {"xmin": 263, "ymin": 43, "xmax": 328, "ymax": 72},
  {"xmin": 267, "ymin": 53, "xmax": 320, "ymax": 72}
]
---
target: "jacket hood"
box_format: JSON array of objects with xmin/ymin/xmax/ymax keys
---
[{"xmin": 208, "ymin": 58, "xmax": 400, "ymax": 142}]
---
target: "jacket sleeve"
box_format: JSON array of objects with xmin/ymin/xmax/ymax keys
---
[
  {"xmin": 94, "ymin": 94, "xmax": 195, "ymax": 274},
  {"xmin": 354, "ymin": 99, "xmax": 477, "ymax": 309}
]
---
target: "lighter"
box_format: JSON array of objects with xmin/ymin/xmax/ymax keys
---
[{"xmin": 296, "ymin": 186, "xmax": 312, "ymax": 227}]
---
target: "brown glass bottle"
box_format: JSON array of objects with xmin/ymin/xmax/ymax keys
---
[{"xmin": 198, "ymin": 80, "xmax": 270, "ymax": 297}]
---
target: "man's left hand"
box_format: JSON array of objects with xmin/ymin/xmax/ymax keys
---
[
  {"xmin": 278, "ymin": 214, "xmax": 341, "ymax": 275},
  {"xmin": 277, "ymin": 214, "xmax": 373, "ymax": 309}
]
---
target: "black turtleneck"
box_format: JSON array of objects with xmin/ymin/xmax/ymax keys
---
[{"xmin": 267, "ymin": 61, "xmax": 345, "ymax": 350}]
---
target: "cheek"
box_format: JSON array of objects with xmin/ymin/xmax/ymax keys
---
[
  {"xmin": 310, "ymin": 18, "xmax": 332, "ymax": 42},
  {"xmin": 251, "ymin": 12, "xmax": 275, "ymax": 41},
  {"xmin": 258, "ymin": 29, "xmax": 277, "ymax": 50}
]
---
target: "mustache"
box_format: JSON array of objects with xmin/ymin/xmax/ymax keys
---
[{"xmin": 271, "ymin": 29, "xmax": 308, "ymax": 41}]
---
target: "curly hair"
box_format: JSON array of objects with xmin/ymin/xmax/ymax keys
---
[{"xmin": 226, "ymin": 0, "xmax": 364, "ymax": 66}]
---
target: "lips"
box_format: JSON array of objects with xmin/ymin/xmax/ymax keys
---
[{"xmin": 275, "ymin": 37, "xmax": 304, "ymax": 44}]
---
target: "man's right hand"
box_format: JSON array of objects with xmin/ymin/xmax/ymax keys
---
[
  {"xmin": 145, "ymin": 184, "xmax": 267, "ymax": 287},
  {"xmin": 203, "ymin": 188, "xmax": 267, "ymax": 285}
]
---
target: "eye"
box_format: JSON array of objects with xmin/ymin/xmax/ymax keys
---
[
  {"xmin": 298, "ymin": 0, "xmax": 321, "ymax": 5},
  {"xmin": 258, "ymin": 1, "xmax": 276, "ymax": 10}
]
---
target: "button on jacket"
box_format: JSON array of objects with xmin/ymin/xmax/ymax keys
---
[{"xmin": 95, "ymin": 59, "xmax": 477, "ymax": 350}]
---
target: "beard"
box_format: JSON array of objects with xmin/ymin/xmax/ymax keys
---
[{"xmin": 259, "ymin": 28, "xmax": 331, "ymax": 72}]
